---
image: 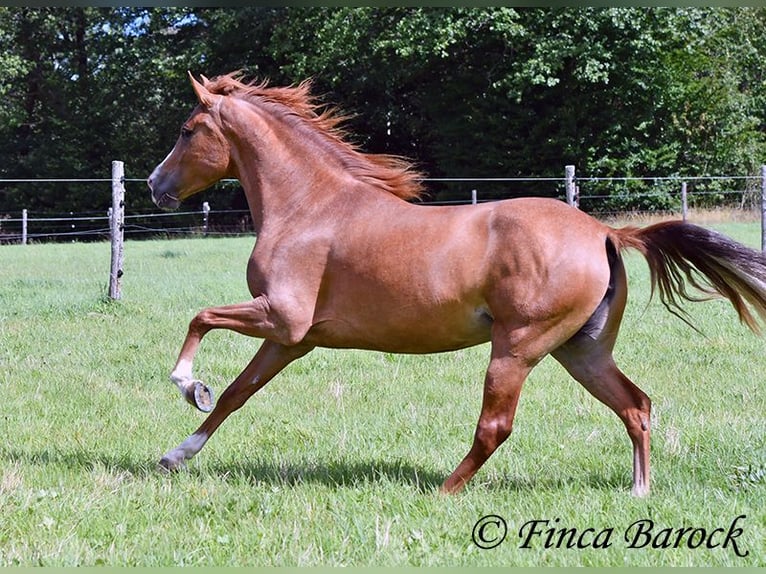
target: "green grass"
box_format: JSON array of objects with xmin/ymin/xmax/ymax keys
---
[{"xmin": 1, "ymin": 222, "xmax": 764, "ymax": 566}]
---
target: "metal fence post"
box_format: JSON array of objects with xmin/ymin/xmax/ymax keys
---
[
  {"xmin": 681, "ymin": 182, "xmax": 687, "ymax": 222},
  {"xmin": 109, "ymin": 161, "xmax": 125, "ymax": 300},
  {"xmin": 21, "ymin": 209, "xmax": 27, "ymax": 245}
]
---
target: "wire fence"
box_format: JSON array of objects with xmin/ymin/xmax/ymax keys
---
[{"xmin": 1, "ymin": 167, "xmax": 765, "ymax": 244}]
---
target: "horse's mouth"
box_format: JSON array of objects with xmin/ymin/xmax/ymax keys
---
[
  {"xmin": 151, "ymin": 190, "xmax": 181, "ymax": 210},
  {"xmin": 147, "ymin": 172, "xmax": 182, "ymax": 210}
]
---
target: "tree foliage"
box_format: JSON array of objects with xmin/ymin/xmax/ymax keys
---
[{"xmin": 0, "ymin": 7, "xmax": 763, "ymax": 214}]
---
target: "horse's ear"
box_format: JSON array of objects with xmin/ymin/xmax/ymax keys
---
[{"xmin": 188, "ymin": 71, "xmax": 214, "ymax": 109}]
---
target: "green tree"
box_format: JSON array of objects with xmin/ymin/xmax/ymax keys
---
[
  {"xmin": 0, "ymin": 7, "xmax": 763, "ymax": 217},
  {"xmin": 0, "ymin": 7, "xmax": 206, "ymax": 214}
]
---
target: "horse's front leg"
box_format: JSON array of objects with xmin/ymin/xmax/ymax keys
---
[
  {"xmin": 169, "ymin": 296, "xmax": 290, "ymax": 411},
  {"xmin": 160, "ymin": 339, "xmax": 312, "ymax": 471}
]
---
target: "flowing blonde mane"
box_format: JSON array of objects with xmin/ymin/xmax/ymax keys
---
[{"xmin": 204, "ymin": 73, "xmax": 425, "ymax": 201}]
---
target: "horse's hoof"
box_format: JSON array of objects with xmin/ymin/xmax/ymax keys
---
[
  {"xmin": 158, "ymin": 456, "xmax": 186, "ymax": 473},
  {"xmin": 193, "ymin": 381, "xmax": 215, "ymax": 412},
  {"xmin": 182, "ymin": 380, "xmax": 215, "ymax": 412}
]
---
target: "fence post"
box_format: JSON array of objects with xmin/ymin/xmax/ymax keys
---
[
  {"xmin": 109, "ymin": 161, "xmax": 125, "ymax": 300},
  {"xmin": 202, "ymin": 201, "xmax": 210, "ymax": 236},
  {"xmin": 681, "ymin": 182, "xmax": 688, "ymax": 222},
  {"xmin": 21, "ymin": 209, "xmax": 27, "ymax": 245},
  {"xmin": 565, "ymin": 165, "xmax": 576, "ymax": 207},
  {"xmin": 471, "ymin": 190, "xmax": 477, "ymax": 205},
  {"xmin": 762, "ymin": 165, "xmax": 766, "ymax": 252}
]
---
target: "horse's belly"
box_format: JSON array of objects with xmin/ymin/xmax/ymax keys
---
[{"xmin": 306, "ymin": 304, "xmax": 494, "ymax": 353}]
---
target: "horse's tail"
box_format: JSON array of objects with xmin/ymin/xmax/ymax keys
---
[{"xmin": 609, "ymin": 221, "xmax": 766, "ymax": 334}]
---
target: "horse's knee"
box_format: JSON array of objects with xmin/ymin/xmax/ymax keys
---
[
  {"xmin": 190, "ymin": 308, "xmax": 214, "ymax": 333},
  {"xmin": 474, "ymin": 415, "xmax": 513, "ymax": 455}
]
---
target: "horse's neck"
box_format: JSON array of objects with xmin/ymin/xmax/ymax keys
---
[
  {"xmin": 228, "ymin": 110, "xmax": 380, "ymax": 235},
  {"xmin": 238, "ymin": 168, "xmax": 358, "ymax": 237}
]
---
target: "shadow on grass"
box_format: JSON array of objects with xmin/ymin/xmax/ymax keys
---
[
  {"xmin": 483, "ymin": 470, "xmax": 632, "ymax": 494},
  {"xmin": 0, "ymin": 446, "xmax": 637, "ymax": 494},
  {"xmin": 0, "ymin": 446, "xmax": 443, "ymax": 492},
  {"xmin": 207, "ymin": 457, "xmax": 445, "ymax": 493},
  {"xmin": 0, "ymin": 446, "xmax": 156, "ymax": 477}
]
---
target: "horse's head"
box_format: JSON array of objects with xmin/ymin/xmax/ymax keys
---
[{"xmin": 148, "ymin": 73, "xmax": 233, "ymax": 210}]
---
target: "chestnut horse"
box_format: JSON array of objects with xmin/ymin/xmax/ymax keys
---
[{"xmin": 148, "ymin": 73, "xmax": 766, "ymax": 496}]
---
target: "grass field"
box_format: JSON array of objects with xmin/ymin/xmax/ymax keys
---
[{"xmin": 0, "ymin": 218, "xmax": 764, "ymax": 566}]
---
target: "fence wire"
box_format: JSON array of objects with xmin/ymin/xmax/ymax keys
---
[{"xmin": 1, "ymin": 172, "xmax": 764, "ymax": 243}]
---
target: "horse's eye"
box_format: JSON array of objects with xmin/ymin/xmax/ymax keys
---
[{"xmin": 181, "ymin": 126, "xmax": 193, "ymax": 140}]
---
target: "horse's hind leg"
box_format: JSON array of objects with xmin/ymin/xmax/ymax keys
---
[
  {"xmin": 553, "ymin": 340, "xmax": 651, "ymax": 497},
  {"xmin": 551, "ymin": 246, "xmax": 651, "ymax": 496}
]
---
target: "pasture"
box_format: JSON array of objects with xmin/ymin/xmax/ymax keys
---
[{"xmin": 0, "ymin": 220, "xmax": 764, "ymax": 566}]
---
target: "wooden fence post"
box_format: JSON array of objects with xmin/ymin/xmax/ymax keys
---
[
  {"xmin": 21, "ymin": 209, "xmax": 27, "ymax": 245},
  {"xmin": 565, "ymin": 165, "xmax": 576, "ymax": 207},
  {"xmin": 109, "ymin": 161, "xmax": 125, "ymax": 300},
  {"xmin": 761, "ymin": 165, "xmax": 766, "ymax": 252},
  {"xmin": 681, "ymin": 182, "xmax": 687, "ymax": 222}
]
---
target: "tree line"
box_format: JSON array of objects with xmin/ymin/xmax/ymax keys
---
[{"xmin": 0, "ymin": 7, "xmax": 764, "ymax": 216}]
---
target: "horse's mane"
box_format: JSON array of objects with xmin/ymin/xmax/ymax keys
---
[{"xmin": 204, "ymin": 73, "xmax": 425, "ymax": 201}]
